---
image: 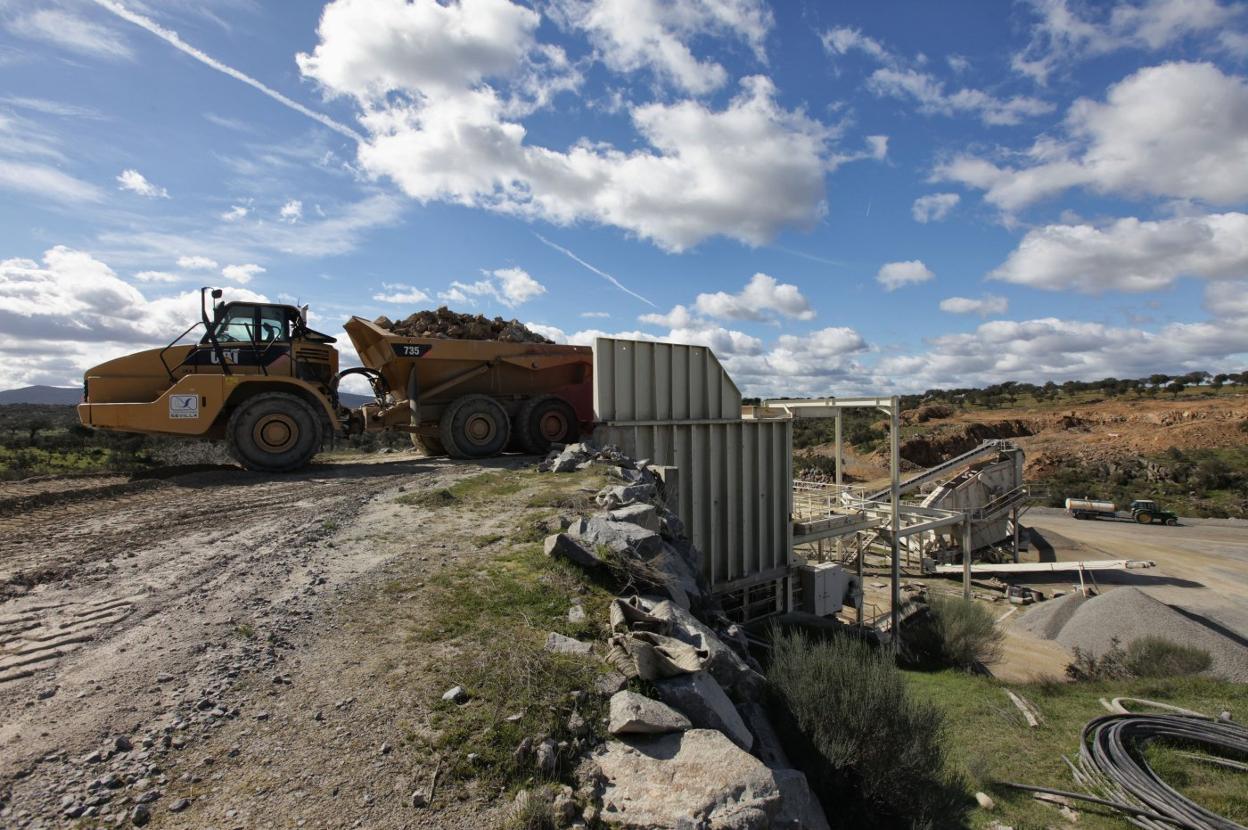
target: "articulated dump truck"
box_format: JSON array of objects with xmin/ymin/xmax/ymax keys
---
[{"xmin": 77, "ymin": 289, "xmax": 593, "ymax": 472}]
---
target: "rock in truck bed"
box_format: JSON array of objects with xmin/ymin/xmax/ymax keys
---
[{"xmin": 373, "ymin": 306, "xmax": 554, "ymax": 344}]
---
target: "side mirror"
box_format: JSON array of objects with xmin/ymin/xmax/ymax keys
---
[{"xmin": 211, "ymin": 289, "xmax": 223, "ymax": 300}]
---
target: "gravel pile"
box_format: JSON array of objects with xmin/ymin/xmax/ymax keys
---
[
  {"xmin": 1014, "ymin": 591, "xmax": 1087, "ymax": 640},
  {"xmin": 1018, "ymin": 587, "xmax": 1248, "ymax": 682},
  {"xmin": 373, "ymin": 307, "xmax": 553, "ymax": 344}
]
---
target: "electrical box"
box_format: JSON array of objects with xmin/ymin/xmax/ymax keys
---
[{"xmin": 797, "ymin": 561, "xmax": 852, "ymax": 617}]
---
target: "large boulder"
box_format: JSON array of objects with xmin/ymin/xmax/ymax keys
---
[
  {"xmin": 655, "ymin": 672, "xmax": 753, "ymax": 751},
  {"xmin": 608, "ymin": 691, "xmax": 691, "ymax": 736},
  {"xmin": 650, "ymin": 600, "xmax": 763, "ymax": 700},
  {"xmin": 596, "ymin": 482, "xmax": 657, "ymax": 510},
  {"xmin": 607, "ymin": 503, "xmax": 661, "ymax": 532},
  {"xmin": 771, "ymin": 768, "xmax": 831, "ymax": 830},
  {"xmin": 544, "ymin": 533, "xmax": 604, "ymax": 570},
  {"xmin": 567, "ymin": 516, "xmax": 663, "ymax": 560},
  {"xmin": 587, "ymin": 730, "xmax": 781, "ymax": 829}
]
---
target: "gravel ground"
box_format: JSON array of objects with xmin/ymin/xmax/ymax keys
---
[{"xmin": 1016, "ymin": 587, "xmax": 1248, "ymax": 682}]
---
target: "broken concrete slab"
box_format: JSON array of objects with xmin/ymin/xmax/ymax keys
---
[
  {"xmin": 607, "ymin": 503, "xmax": 660, "ymax": 532},
  {"xmin": 587, "ymin": 729, "xmax": 780, "ymax": 829},
  {"xmin": 608, "ymin": 691, "xmax": 691, "ymax": 736},
  {"xmin": 655, "ymin": 672, "xmax": 753, "ymax": 751},
  {"xmin": 545, "ymin": 632, "xmax": 593, "ymax": 656}
]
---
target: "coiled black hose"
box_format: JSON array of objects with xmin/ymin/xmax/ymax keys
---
[{"xmin": 1002, "ymin": 713, "xmax": 1248, "ymax": 830}]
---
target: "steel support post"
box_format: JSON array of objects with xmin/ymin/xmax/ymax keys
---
[
  {"xmin": 888, "ymin": 397, "xmax": 901, "ymax": 642},
  {"xmin": 1012, "ymin": 506, "xmax": 1020, "ymax": 563},
  {"xmin": 835, "ymin": 409, "xmax": 843, "ymax": 563},
  {"xmin": 962, "ymin": 517, "xmax": 973, "ymax": 601}
]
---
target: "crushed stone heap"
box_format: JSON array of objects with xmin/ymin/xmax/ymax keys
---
[{"xmin": 372, "ymin": 306, "xmax": 554, "ymax": 344}]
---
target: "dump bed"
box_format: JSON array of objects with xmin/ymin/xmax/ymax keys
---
[{"xmin": 343, "ymin": 317, "xmax": 594, "ymax": 427}]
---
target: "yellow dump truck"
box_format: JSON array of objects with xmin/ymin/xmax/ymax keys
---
[{"xmin": 77, "ymin": 289, "xmax": 594, "ymax": 471}]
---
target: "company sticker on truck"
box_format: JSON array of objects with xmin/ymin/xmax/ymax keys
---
[
  {"xmin": 395, "ymin": 344, "xmax": 432, "ymax": 358},
  {"xmin": 169, "ymin": 394, "xmax": 199, "ymax": 419}
]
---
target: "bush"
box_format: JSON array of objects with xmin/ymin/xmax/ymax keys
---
[
  {"xmin": 902, "ymin": 596, "xmax": 1003, "ymax": 672},
  {"xmin": 1125, "ymin": 637, "xmax": 1212, "ymax": 678},
  {"xmin": 1066, "ymin": 638, "xmax": 1132, "ymax": 681},
  {"xmin": 765, "ymin": 627, "xmax": 967, "ymax": 828}
]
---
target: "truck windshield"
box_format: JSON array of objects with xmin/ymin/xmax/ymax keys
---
[{"xmin": 213, "ymin": 305, "xmax": 257, "ymax": 343}]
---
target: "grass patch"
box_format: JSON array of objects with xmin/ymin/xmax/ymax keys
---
[
  {"xmin": 905, "ymin": 670, "xmax": 1248, "ymax": 829},
  {"xmin": 1126, "ymin": 637, "xmax": 1213, "ymax": 678},
  {"xmin": 394, "ymin": 487, "xmax": 458, "ymax": 507},
  {"xmin": 396, "ymin": 471, "xmax": 533, "ymax": 509},
  {"xmin": 471, "ymin": 533, "xmax": 504, "ymax": 547}
]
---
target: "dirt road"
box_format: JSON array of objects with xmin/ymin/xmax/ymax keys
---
[
  {"xmin": 0, "ymin": 453, "xmax": 519, "ymax": 828},
  {"xmin": 1024, "ymin": 508, "xmax": 1248, "ymax": 641}
]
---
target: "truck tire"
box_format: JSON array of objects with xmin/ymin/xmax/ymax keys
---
[
  {"xmin": 1165, "ymin": 517, "xmax": 1178, "ymax": 526},
  {"xmin": 1135, "ymin": 511, "xmax": 1153, "ymax": 524},
  {"xmin": 516, "ymin": 395, "xmax": 578, "ymax": 454},
  {"xmin": 439, "ymin": 394, "xmax": 510, "ymax": 459},
  {"xmin": 410, "ymin": 434, "xmax": 447, "ymax": 457},
  {"xmin": 227, "ymin": 392, "xmax": 322, "ymax": 472}
]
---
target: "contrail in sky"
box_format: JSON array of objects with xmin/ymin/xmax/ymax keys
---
[
  {"xmin": 88, "ymin": 0, "xmax": 363, "ymax": 143},
  {"xmin": 534, "ymin": 233, "xmax": 656, "ymax": 307}
]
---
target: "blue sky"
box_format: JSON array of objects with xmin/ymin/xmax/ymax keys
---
[{"xmin": 1, "ymin": 0, "xmax": 1247, "ymax": 396}]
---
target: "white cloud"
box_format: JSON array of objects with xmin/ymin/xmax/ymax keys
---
[
  {"xmin": 693, "ymin": 272, "xmax": 815, "ymax": 321},
  {"xmin": 865, "ymin": 135, "xmax": 889, "ymax": 160},
  {"xmin": 298, "ymin": 1, "xmax": 847, "ymax": 252},
  {"xmin": 279, "ymin": 199, "xmax": 303, "ymax": 223},
  {"xmin": 373, "ymin": 282, "xmax": 431, "ymax": 304},
  {"xmin": 176, "ymin": 255, "xmax": 218, "ymax": 270},
  {"xmin": 133, "ymin": 270, "xmax": 180, "ymax": 283},
  {"xmin": 116, "ymin": 168, "xmax": 169, "ymax": 198},
  {"xmin": 634, "ymin": 304, "xmax": 764, "ymax": 355},
  {"xmin": 551, "ymin": 0, "xmax": 772, "ymax": 95},
  {"xmin": 1013, "ymin": 0, "xmax": 1242, "ymax": 83},
  {"xmin": 939, "ymin": 295, "xmax": 1009, "ymax": 317},
  {"xmin": 0, "ymin": 246, "xmax": 266, "ymax": 389},
  {"xmin": 876, "ymin": 260, "xmax": 934, "ymax": 291},
  {"xmin": 221, "ymin": 263, "xmax": 265, "ymax": 285},
  {"xmin": 877, "ymin": 315, "xmax": 1248, "ymax": 390},
  {"xmin": 8, "ymin": 8, "xmax": 132, "ymax": 61},
  {"xmin": 444, "ymin": 266, "xmax": 546, "ymax": 308},
  {"xmin": 912, "ymin": 192, "xmax": 960, "ymax": 223},
  {"xmin": 580, "ymin": 310, "xmax": 610, "ymax": 318},
  {"xmin": 947, "ymin": 54, "xmax": 971, "ymax": 73},
  {"xmin": 990, "ymin": 213, "xmax": 1248, "ymax": 292},
  {"xmin": 866, "ymin": 67, "xmax": 1055, "ymax": 126},
  {"xmin": 936, "ymin": 62, "xmax": 1248, "ymax": 212},
  {"xmin": 523, "ymin": 322, "xmax": 567, "ymax": 342},
  {"xmin": 221, "ymin": 205, "xmax": 249, "ymax": 222},
  {"xmin": 1204, "ymin": 280, "xmax": 1248, "ymax": 318},
  {"xmin": 0, "ymin": 160, "xmax": 103, "ymax": 204},
  {"xmin": 820, "ymin": 25, "xmax": 1053, "ymax": 126}
]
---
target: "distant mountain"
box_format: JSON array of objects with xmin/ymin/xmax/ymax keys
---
[
  {"xmin": 339, "ymin": 392, "xmax": 373, "ymax": 408},
  {"xmin": 0, "ymin": 385, "xmax": 81, "ymax": 405}
]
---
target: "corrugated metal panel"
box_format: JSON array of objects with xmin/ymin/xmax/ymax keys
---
[
  {"xmin": 595, "ymin": 419, "xmax": 792, "ymax": 592},
  {"xmin": 594, "ymin": 338, "xmax": 742, "ymax": 422}
]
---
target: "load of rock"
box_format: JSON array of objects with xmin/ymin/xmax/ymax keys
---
[
  {"xmin": 1015, "ymin": 586, "xmax": 1248, "ymax": 682},
  {"xmin": 535, "ymin": 442, "xmax": 831, "ymax": 830},
  {"xmin": 372, "ymin": 306, "xmax": 554, "ymax": 343}
]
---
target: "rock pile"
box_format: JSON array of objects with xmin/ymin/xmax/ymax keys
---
[
  {"xmin": 537, "ymin": 444, "xmax": 831, "ymax": 830},
  {"xmin": 372, "ymin": 307, "xmax": 554, "ymax": 343}
]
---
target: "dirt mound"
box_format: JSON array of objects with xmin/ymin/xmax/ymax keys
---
[
  {"xmin": 1018, "ymin": 587, "xmax": 1248, "ymax": 682},
  {"xmin": 899, "ymin": 420, "xmax": 1033, "ymax": 467},
  {"xmin": 374, "ymin": 306, "xmax": 554, "ymax": 344}
]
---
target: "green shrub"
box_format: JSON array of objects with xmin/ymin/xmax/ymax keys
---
[
  {"xmin": 899, "ymin": 596, "xmax": 1003, "ymax": 672},
  {"xmin": 765, "ymin": 627, "xmax": 967, "ymax": 828},
  {"xmin": 1066, "ymin": 638, "xmax": 1132, "ymax": 681},
  {"xmin": 1125, "ymin": 637, "xmax": 1212, "ymax": 678}
]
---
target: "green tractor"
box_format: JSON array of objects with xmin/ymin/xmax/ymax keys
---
[{"xmin": 1129, "ymin": 499, "xmax": 1179, "ymax": 526}]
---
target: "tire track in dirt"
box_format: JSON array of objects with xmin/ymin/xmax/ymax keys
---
[{"xmin": 0, "ymin": 453, "xmax": 481, "ymax": 827}]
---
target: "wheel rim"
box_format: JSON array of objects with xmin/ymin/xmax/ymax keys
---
[
  {"xmin": 463, "ymin": 412, "xmax": 498, "ymax": 447},
  {"xmin": 537, "ymin": 408, "xmax": 569, "ymax": 442},
  {"xmin": 253, "ymin": 413, "xmax": 298, "ymax": 453}
]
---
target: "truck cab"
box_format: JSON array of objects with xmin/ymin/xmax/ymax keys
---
[
  {"xmin": 80, "ymin": 290, "xmax": 348, "ymax": 472},
  {"xmin": 1128, "ymin": 499, "xmax": 1179, "ymax": 526}
]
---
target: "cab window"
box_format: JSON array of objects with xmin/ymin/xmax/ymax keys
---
[
  {"xmin": 258, "ymin": 306, "xmax": 289, "ymax": 342},
  {"xmin": 214, "ymin": 305, "xmax": 257, "ymax": 343}
]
